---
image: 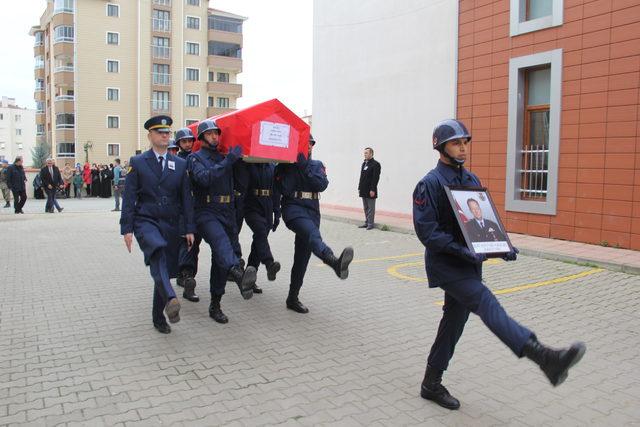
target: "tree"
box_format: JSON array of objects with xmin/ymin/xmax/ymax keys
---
[{"xmin": 31, "ymin": 142, "xmax": 50, "ymax": 169}]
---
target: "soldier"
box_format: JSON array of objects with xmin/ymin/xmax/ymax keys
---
[
  {"xmin": 167, "ymin": 139, "xmax": 179, "ymax": 156},
  {"xmin": 275, "ymin": 135, "xmax": 354, "ymax": 313},
  {"xmin": 243, "ymin": 162, "xmax": 282, "ymax": 293},
  {"xmin": 174, "ymin": 127, "xmax": 201, "ymax": 303},
  {"xmin": 413, "ymin": 119, "xmax": 586, "ymax": 410},
  {"xmin": 188, "ymin": 119, "xmax": 257, "ymax": 324},
  {"xmin": 120, "ymin": 115, "xmax": 195, "ymax": 334}
]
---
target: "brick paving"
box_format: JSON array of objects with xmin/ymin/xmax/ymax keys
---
[{"xmin": 1, "ymin": 198, "xmax": 639, "ymax": 426}]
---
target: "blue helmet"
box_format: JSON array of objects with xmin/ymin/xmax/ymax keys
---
[
  {"xmin": 167, "ymin": 139, "xmax": 178, "ymax": 150},
  {"xmin": 175, "ymin": 127, "xmax": 195, "ymax": 143},
  {"xmin": 432, "ymin": 119, "xmax": 471, "ymax": 151},
  {"xmin": 197, "ymin": 119, "xmax": 220, "ymax": 141}
]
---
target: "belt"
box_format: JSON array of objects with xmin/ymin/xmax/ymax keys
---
[
  {"xmin": 294, "ymin": 191, "xmax": 319, "ymax": 200},
  {"xmin": 234, "ymin": 190, "xmax": 242, "ymax": 197},
  {"xmin": 252, "ymin": 189, "xmax": 272, "ymax": 197},
  {"xmin": 206, "ymin": 195, "xmax": 232, "ymax": 204}
]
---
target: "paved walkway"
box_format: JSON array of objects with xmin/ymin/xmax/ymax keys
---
[
  {"xmin": 321, "ymin": 204, "xmax": 640, "ymax": 275},
  {"xmin": 0, "ymin": 198, "xmax": 639, "ymax": 426}
]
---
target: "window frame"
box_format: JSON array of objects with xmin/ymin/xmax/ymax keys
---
[
  {"xmin": 185, "ymin": 41, "xmax": 200, "ymax": 56},
  {"xmin": 106, "ymin": 87, "xmax": 120, "ymax": 101},
  {"xmin": 185, "ymin": 93, "xmax": 200, "ymax": 107},
  {"xmin": 216, "ymin": 97, "xmax": 230, "ymax": 108},
  {"xmin": 506, "ymin": 48, "xmax": 562, "ymax": 215},
  {"xmin": 106, "ymin": 31, "xmax": 120, "ymax": 45},
  {"xmin": 106, "ymin": 59, "xmax": 120, "ymax": 73},
  {"xmin": 510, "ymin": 0, "xmax": 563, "ymax": 36},
  {"xmin": 107, "ymin": 143, "xmax": 120, "ymax": 157},
  {"xmin": 106, "ymin": 3, "xmax": 120, "ymax": 17},
  {"xmin": 185, "ymin": 119, "xmax": 198, "ymax": 126},
  {"xmin": 107, "ymin": 115, "xmax": 120, "ymax": 129},
  {"xmin": 185, "ymin": 67, "xmax": 200, "ymax": 81},
  {"xmin": 185, "ymin": 15, "xmax": 201, "ymax": 30},
  {"xmin": 186, "ymin": 0, "xmax": 200, "ymax": 6}
]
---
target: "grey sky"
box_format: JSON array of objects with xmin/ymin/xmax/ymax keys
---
[{"xmin": 0, "ymin": 0, "xmax": 312, "ymax": 116}]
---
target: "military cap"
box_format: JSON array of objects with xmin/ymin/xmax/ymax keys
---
[{"xmin": 144, "ymin": 115, "xmax": 173, "ymax": 133}]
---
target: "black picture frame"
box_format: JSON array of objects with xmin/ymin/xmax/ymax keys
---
[{"xmin": 444, "ymin": 185, "xmax": 514, "ymax": 258}]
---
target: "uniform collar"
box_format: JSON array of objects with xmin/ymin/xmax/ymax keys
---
[{"xmin": 436, "ymin": 160, "xmax": 463, "ymax": 181}]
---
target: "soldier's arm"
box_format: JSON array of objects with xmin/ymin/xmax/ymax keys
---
[
  {"xmin": 180, "ymin": 166, "xmax": 196, "ymax": 235},
  {"xmin": 188, "ymin": 154, "xmax": 235, "ymax": 188},
  {"xmin": 412, "ymin": 179, "xmax": 461, "ymax": 253},
  {"xmin": 119, "ymin": 158, "xmax": 138, "ymax": 235},
  {"xmin": 305, "ymin": 160, "xmax": 329, "ymax": 192}
]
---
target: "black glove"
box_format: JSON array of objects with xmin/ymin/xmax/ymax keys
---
[
  {"xmin": 296, "ymin": 153, "xmax": 308, "ymax": 169},
  {"xmin": 459, "ymin": 247, "xmax": 487, "ymax": 264},
  {"xmin": 502, "ymin": 246, "xmax": 519, "ymax": 261},
  {"xmin": 226, "ymin": 145, "xmax": 243, "ymax": 162},
  {"xmin": 272, "ymin": 211, "xmax": 280, "ymax": 232}
]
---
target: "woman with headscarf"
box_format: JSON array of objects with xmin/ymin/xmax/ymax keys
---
[
  {"xmin": 100, "ymin": 164, "xmax": 112, "ymax": 198},
  {"xmin": 82, "ymin": 163, "xmax": 92, "ymax": 196},
  {"xmin": 91, "ymin": 164, "xmax": 100, "ymax": 197}
]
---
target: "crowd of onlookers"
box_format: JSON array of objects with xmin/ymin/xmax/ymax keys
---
[{"xmin": 0, "ymin": 156, "xmax": 127, "ymax": 213}]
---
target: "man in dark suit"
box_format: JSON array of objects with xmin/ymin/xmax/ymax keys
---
[
  {"xmin": 120, "ymin": 115, "xmax": 195, "ymax": 334},
  {"xmin": 6, "ymin": 156, "xmax": 28, "ymax": 214},
  {"xmin": 40, "ymin": 158, "xmax": 64, "ymax": 213},
  {"xmin": 464, "ymin": 198, "xmax": 507, "ymax": 242},
  {"xmin": 357, "ymin": 147, "xmax": 381, "ymax": 230}
]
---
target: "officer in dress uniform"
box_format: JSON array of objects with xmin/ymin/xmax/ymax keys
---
[
  {"xmin": 413, "ymin": 119, "xmax": 586, "ymax": 410},
  {"xmin": 120, "ymin": 115, "xmax": 195, "ymax": 334},
  {"xmin": 188, "ymin": 119, "xmax": 257, "ymax": 324},
  {"xmin": 174, "ymin": 127, "xmax": 201, "ymax": 303},
  {"xmin": 274, "ymin": 135, "xmax": 354, "ymax": 313},
  {"xmin": 243, "ymin": 162, "xmax": 282, "ymax": 293}
]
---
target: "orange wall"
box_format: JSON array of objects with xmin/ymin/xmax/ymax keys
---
[{"xmin": 458, "ymin": 0, "xmax": 640, "ymax": 249}]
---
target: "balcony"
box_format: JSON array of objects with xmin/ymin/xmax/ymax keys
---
[
  {"xmin": 208, "ymin": 29, "xmax": 242, "ymax": 46},
  {"xmin": 151, "ymin": 45, "xmax": 171, "ymax": 60},
  {"xmin": 34, "ymin": 68, "xmax": 45, "ymax": 79},
  {"xmin": 55, "ymin": 95, "xmax": 75, "ymax": 102},
  {"xmin": 207, "ymin": 106, "xmax": 235, "ymax": 117},
  {"xmin": 55, "ymin": 97, "xmax": 74, "ymax": 114},
  {"xmin": 207, "ymin": 82, "xmax": 242, "ymax": 97},
  {"xmin": 152, "ymin": 73, "xmax": 171, "ymax": 86},
  {"xmin": 34, "ymin": 44, "xmax": 44, "ymax": 56},
  {"xmin": 152, "ymin": 19, "xmax": 171, "ymax": 33},
  {"xmin": 207, "ymin": 55, "xmax": 242, "ymax": 72},
  {"xmin": 52, "ymin": 11, "xmax": 74, "ymax": 27},
  {"xmin": 151, "ymin": 100, "xmax": 171, "ymax": 113},
  {"xmin": 34, "ymin": 90, "xmax": 46, "ymax": 102},
  {"xmin": 54, "ymin": 70, "xmax": 74, "ymax": 87},
  {"xmin": 152, "ymin": 0, "xmax": 171, "ymax": 6},
  {"xmin": 36, "ymin": 114, "xmax": 46, "ymax": 126},
  {"xmin": 53, "ymin": 41, "xmax": 73, "ymax": 57}
]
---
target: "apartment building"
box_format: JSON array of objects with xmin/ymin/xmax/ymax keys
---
[
  {"xmin": 0, "ymin": 97, "xmax": 36, "ymax": 166},
  {"xmin": 31, "ymin": 0, "xmax": 245, "ymax": 165}
]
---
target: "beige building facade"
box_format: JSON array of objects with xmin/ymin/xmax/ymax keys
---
[
  {"xmin": 31, "ymin": 0, "xmax": 245, "ymax": 165},
  {"xmin": 0, "ymin": 97, "xmax": 37, "ymax": 166}
]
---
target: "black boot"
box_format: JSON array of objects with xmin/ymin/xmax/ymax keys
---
[
  {"xmin": 266, "ymin": 261, "xmax": 281, "ymax": 282},
  {"xmin": 286, "ymin": 288, "xmax": 308, "ymax": 313},
  {"xmin": 176, "ymin": 271, "xmax": 185, "ymax": 288},
  {"xmin": 209, "ymin": 294, "xmax": 228, "ymax": 324},
  {"xmin": 228, "ymin": 265, "xmax": 256, "ymax": 300},
  {"xmin": 253, "ymin": 283, "xmax": 263, "ymax": 294},
  {"xmin": 322, "ymin": 247, "xmax": 354, "ymax": 280},
  {"xmin": 226, "ymin": 258, "xmax": 246, "ymax": 282},
  {"xmin": 522, "ymin": 337, "xmax": 586, "ymax": 386},
  {"xmin": 420, "ymin": 365, "xmax": 460, "ymax": 410},
  {"xmin": 182, "ymin": 270, "xmax": 199, "ymax": 302},
  {"xmin": 3, "ymin": 202, "xmax": 9, "ymax": 208}
]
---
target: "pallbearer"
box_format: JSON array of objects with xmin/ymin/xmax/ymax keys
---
[{"xmin": 120, "ymin": 115, "xmax": 195, "ymax": 334}]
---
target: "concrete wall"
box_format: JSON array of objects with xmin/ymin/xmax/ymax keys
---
[
  {"xmin": 312, "ymin": 0, "xmax": 459, "ymax": 215},
  {"xmin": 0, "ymin": 105, "xmax": 36, "ymax": 167}
]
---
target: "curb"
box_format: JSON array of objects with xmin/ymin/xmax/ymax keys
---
[{"xmin": 323, "ymin": 214, "xmax": 640, "ymax": 275}]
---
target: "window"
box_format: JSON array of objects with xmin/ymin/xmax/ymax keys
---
[
  {"xmin": 107, "ymin": 87, "xmax": 120, "ymax": 101},
  {"xmin": 152, "ymin": 36, "xmax": 170, "ymax": 59},
  {"xmin": 35, "ymin": 79, "xmax": 45, "ymax": 91},
  {"xmin": 510, "ymin": 0, "xmax": 562, "ymax": 36},
  {"xmin": 15, "ymin": 115, "xmax": 21, "ymax": 122},
  {"xmin": 107, "ymin": 116, "xmax": 120, "ymax": 129},
  {"xmin": 107, "ymin": 60, "xmax": 119, "ymax": 73},
  {"xmin": 186, "ymin": 16, "xmax": 200, "ymax": 30},
  {"xmin": 56, "ymin": 113, "xmax": 74, "ymax": 129},
  {"xmin": 216, "ymin": 97, "xmax": 229, "ymax": 108},
  {"xmin": 16, "ymin": 129, "xmax": 22, "ymax": 136},
  {"xmin": 186, "ymin": 119, "xmax": 198, "ymax": 125},
  {"xmin": 34, "ymin": 32, "xmax": 44, "ymax": 46},
  {"xmin": 107, "ymin": 144, "xmax": 120, "ymax": 156},
  {"xmin": 187, "ymin": 0, "xmax": 200, "ymax": 5},
  {"xmin": 0, "ymin": 114, "xmax": 3, "ymax": 120},
  {"xmin": 217, "ymin": 72, "xmax": 229, "ymax": 83},
  {"xmin": 153, "ymin": 63, "xmax": 170, "ymax": 85},
  {"xmin": 35, "ymin": 55, "xmax": 44, "ymax": 69},
  {"xmin": 185, "ymin": 94, "xmax": 199, "ymax": 107},
  {"xmin": 208, "ymin": 15, "xmax": 243, "ymax": 33},
  {"xmin": 506, "ymin": 49, "xmax": 562, "ymax": 215},
  {"xmin": 152, "ymin": 91, "xmax": 170, "ymax": 112},
  {"xmin": 58, "ymin": 142, "xmax": 75, "ymax": 158},
  {"xmin": 208, "ymin": 71, "xmax": 214, "ymax": 82},
  {"xmin": 17, "ymin": 143, "xmax": 23, "ymax": 150},
  {"xmin": 53, "ymin": 26, "xmax": 74, "ymax": 43},
  {"xmin": 208, "ymin": 96, "xmax": 214, "ymax": 107},
  {"xmin": 54, "ymin": 55, "xmax": 74, "ymax": 72},
  {"xmin": 54, "ymin": 0, "xmax": 74, "ymax": 13},
  {"xmin": 185, "ymin": 41, "xmax": 200, "ymax": 55},
  {"xmin": 208, "ymin": 41, "xmax": 241, "ymax": 58},
  {"xmin": 107, "ymin": 32, "xmax": 119, "ymax": 45},
  {"xmin": 153, "ymin": 0, "xmax": 171, "ymax": 5},
  {"xmin": 36, "ymin": 101, "xmax": 45, "ymax": 112},
  {"xmin": 185, "ymin": 68, "xmax": 199, "ymax": 81},
  {"xmin": 37, "ymin": 124, "xmax": 45, "ymax": 135},
  {"xmin": 152, "ymin": 9, "xmax": 171, "ymax": 31},
  {"xmin": 107, "ymin": 3, "xmax": 119, "ymax": 17}
]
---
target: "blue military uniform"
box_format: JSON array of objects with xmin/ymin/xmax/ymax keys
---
[
  {"xmin": 188, "ymin": 145, "xmax": 244, "ymax": 297},
  {"xmin": 120, "ymin": 116, "xmax": 195, "ymax": 330},
  {"xmin": 244, "ymin": 163, "xmax": 280, "ymax": 271}
]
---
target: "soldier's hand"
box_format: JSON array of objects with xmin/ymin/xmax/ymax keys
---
[
  {"xmin": 272, "ymin": 212, "xmax": 280, "ymax": 232},
  {"xmin": 502, "ymin": 246, "xmax": 519, "ymax": 261},
  {"xmin": 185, "ymin": 233, "xmax": 195, "ymax": 251},
  {"xmin": 369, "ymin": 191, "xmax": 375, "ymax": 198},
  {"xmin": 227, "ymin": 145, "xmax": 242, "ymax": 161},
  {"xmin": 124, "ymin": 233, "xmax": 133, "ymax": 253},
  {"xmin": 460, "ymin": 247, "xmax": 486, "ymax": 264}
]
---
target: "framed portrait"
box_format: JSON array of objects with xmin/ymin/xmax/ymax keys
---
[{"xmin": 444, "ymin": 186, "xmax": 514, "ymax": 257}]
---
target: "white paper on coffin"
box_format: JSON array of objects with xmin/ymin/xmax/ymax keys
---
[{"xmin": 259, "ymin": 121, "xmax": 291, "ymax": 148}]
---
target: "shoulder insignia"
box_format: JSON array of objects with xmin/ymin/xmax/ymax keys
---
[
  {"xmin": 414, "ymin": 181, "xmax": 428, "ymax": 210},
  {"xmin": 127, "ymin": 166, "xmax": 134, "ymax": 173}
]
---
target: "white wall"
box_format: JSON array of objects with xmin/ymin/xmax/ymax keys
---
[
  {"xmin": 312, "ymin": 0, "xmax": 458, "ymax": 215},
  {"xmin": 0, "ymin": 104, "xmax": 36, "ymax": 167}
]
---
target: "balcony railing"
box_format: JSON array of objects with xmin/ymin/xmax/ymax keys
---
[
  {"xmin": 153, "ymin": 0, "xmax": 171, "ymax": 5},
  {"xmin": 56, "ymin": 123, "xmax": 75, "ymax": 129},
  {"xmin": 151, "ymin": 45, "xmax": 171, "ymax": 59},
  {"xmin": 53, "ymin": 36, "xmax": 74, "ymax": 44},
  {"xmin": 151, "ymin": 100, "xmax": 171, "ymax": 112},
  {"xmin": 152, "ymin": 19, "xmax": 171, "ymax": 32},
  {"xmin": 55, "ymin": 95, "xmax": 75, "ymax": 101},
  {"xmin": 54, "ymin": 66, "xmax": 74, "ymax": 73},
  {"xmin": 152, "ymin": 73, "xmax": 171, "ymax": 85}
]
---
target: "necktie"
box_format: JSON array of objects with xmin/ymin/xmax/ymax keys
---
[
  {"xmin": 480, "ymin": 220, "xmax": 484, "ymax": 228},
  {"xmin": 158, "ymin": 156, "xmax": 164, "ymax": 174},
  {"xmin": 49, "ymin": 167, "xmax": 53, "ymax": 177}
]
